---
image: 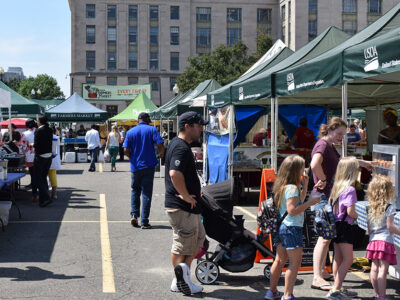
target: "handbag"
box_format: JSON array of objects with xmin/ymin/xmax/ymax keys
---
[
  {"xmin": 103, "ymin": 149, "xmax": 111, "ymax": 162},
  {"xmin": 98, "ymin": 149, "xmax": 105, "ymax": 163}
]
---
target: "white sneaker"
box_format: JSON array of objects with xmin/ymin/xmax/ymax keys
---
[
  {"xmin": 174, "ymin": 263, "xmax": 191, "ymax": 295},
  {"xmin": 189, "ymin": 281, "xmax": 203, "ymax": 294},
  {"xmin": 170, "ymin": 278, "xmax": 179, "ymax": 292}
]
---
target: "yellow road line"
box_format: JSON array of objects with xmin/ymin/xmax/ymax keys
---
[
  {"xmin": 351, "ymin": 270, "xmax": 370, "ymax": 281},
  {"xmin": 99, "ymin": 163, "xmax": 103, "ymax": 173},
  {"xmin": 9, "ymin": 220, "xmax": 100, "ymax": 223},
  {"xmin": 235, "ymin": 206, "xmax": 257, "ymax": 219},
  {"xmin": 99, "ymin": 193, "xmax": 115, "ymax": 293}
]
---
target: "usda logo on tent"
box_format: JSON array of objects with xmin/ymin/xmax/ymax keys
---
[
  {"xmin": 364, "ymin": 46, "xmax": 379, "ymax": 72},
  {"xmin": 287, "ymin": 73, "xmax": 295, "ymax": 91},
  {"xmin": 211, "ymin": 95, "xmax": 215, "ymax": 106},
  {"xmin": 238, "ymin": 87, "xmax": 244, "ymax": 100}
]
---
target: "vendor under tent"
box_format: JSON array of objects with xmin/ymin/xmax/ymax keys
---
[
  {"xmin": 0, "ymin": 81, "xmax": 43, "ymax": 119},
  {"xmin": 109, "ymin": 90, "xmax": 157, "ymax": 121},
  {"xmin": 45, "ymin": 92, "xmax": 108, "ymax": 122},
  {"xmin": 207, "ymin": 26, "xmax": 350, "ymax": 180}
]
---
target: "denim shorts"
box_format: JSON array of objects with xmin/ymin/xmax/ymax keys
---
[{"xmin": 274, "ymin": 224, "xmax": 304, "ymax": 250}]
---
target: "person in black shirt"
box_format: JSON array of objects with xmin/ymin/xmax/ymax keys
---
[
  {"xmin": 2, "ymin": 123, "xmax": 21, "ymax": 143},
  {"xmin": 76, "ymin": 124, "xmax": 86, "ymax": 137},
  {"xmin": 165, "ymin": 111, "xmax": 208, "ymax": 295}
]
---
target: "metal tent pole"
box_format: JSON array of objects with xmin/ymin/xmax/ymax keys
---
[
  {"xmin": 341, "ymin": 82, "xmax": 348, "ymax": 157},
  {"xmin": 159, "ymin": 118, "xmax": 162, "ymax": 178},
  {"xmin": 270, "ymin": 98, "xmax": 275, "ymax": 171},
  {"xmin": 228, "ymin": 105, "xmax": 234, "ymax": 180},
  {"xmin": 274, "ymin": 97, "xmax": 279, "ymax": 171},
  {"xmin": 202, "ymin": 105, "xmax": 208, "ymax": 183}
]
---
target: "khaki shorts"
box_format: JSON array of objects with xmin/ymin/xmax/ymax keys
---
[{"xmin": 166, "ymin": 208, "xmax": 206, "ymax": 256}]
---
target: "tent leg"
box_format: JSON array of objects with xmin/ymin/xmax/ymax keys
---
[
  {"xmin": 228, "ymin": 105, "xmax": 234, "ymax": 180},
  {"xmin": 8, "ymin": 108, "xmax": 11, "ymax": 137},
  {"xmin": 341, "ymin": 83, "xmax": 348, "ymax": 158},
  {"xmin": 203, "ymin": 106, "xmax": 208, "ymax": 183},
  {"xmin": 159, "ymin": 118, "xmax": 162, "ymax": 178},
  {"xmin": 274, "ymin": 97, "xmax": 279, "ymax": 171},
  {"xmin": 270, "ymin": 98, "xmax": 275, "ymax": 172}
]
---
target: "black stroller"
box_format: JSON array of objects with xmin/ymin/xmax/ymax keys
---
[{"xmin": 195, "ymin": 178, "xmax": 275, "ymax": 284}]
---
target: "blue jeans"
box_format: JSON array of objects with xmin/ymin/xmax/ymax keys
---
[
  {"xmin": 274, "ymin": 224, "xmax": 304, "ymax": 250},
  {"xmin": 131, "ymin": 167, "xmax": 155, "ymax": 226},
  {"xmin": 89, "ymin": 147, "xmax": 99, "ymax": 170}
]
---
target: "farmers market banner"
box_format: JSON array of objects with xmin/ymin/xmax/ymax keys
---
[{"xmin": 82, "ymin": 84, "xmax": 152, "ymax": 101}]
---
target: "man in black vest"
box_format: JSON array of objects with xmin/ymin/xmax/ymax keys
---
[{"xmin": 34, "ymin": 115, "xmax": 53, "ymax": 207}]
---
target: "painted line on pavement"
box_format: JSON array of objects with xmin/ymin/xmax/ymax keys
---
[
  {"xmin": 351, "ymin": 270, "xmax": 370, "ymax": 281},
  {"xmin": 9, "ymin": 219, "xmax": 257, "ymax": 224},
  {"xmin": 99, "ymin": 193, "xmax": 115, "ymax": 293},
  {"xmin": 99, "ymin": 163, "xmax": 103, "ymax": 173},
  {"xmin": 235, "ymin": 206, "xmax": 257, "ymax": 219}
]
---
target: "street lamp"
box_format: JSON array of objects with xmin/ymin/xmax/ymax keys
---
[
  {"xmin": 0, "ymin": 67, "xmax": 4, "ymax": 82},
  {"xmin": 172, "ymin": 83, "xmax": 179, "ymax": 95}
]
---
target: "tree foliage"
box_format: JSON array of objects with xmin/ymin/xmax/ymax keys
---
[
  {"xmin": 176, "ymin": 34, "xmax": 273, "ymax": 93},
  {"xmin": 17, "ymin": 74, "xmax": 64, "ymax": 100},
  {"xmin": 4, "ymin": 78, "xmax": 21, "ymax": 92}
]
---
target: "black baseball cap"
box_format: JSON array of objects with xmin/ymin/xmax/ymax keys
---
[
  {"xmin": 178, "ymin": 111, "xmax": 209, "ymax": 127},
  {"xmin": 138, "ymin": 112, "xmax": 151, "ymax": 121}
]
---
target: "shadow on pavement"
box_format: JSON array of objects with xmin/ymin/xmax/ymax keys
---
[
  {"xmin": 57, "ymin": 170, "xmax": 84, "ymax": 175},
  {"xmin": 0, "ymin": 187, "xmax": 95, "ymax": 263},
  {"xmin": 0, "ymin": 266, "xmax": 84, "ymax": 281},
  {"xmin": 150, "ymin": 225, "xmax": 171, "ymax": 230}
]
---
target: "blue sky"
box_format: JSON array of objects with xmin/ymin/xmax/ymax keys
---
[{"xmin": 0, "ymin": 0, "xmax": 71, "ymax": 97}]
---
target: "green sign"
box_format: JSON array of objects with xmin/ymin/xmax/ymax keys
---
[{"xmin": 82, "ymin": 84, "xmax": 152, "ymax": 101}]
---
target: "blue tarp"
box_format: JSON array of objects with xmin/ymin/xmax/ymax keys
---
[
  {"xmin": 234, "ymin": 106, "xmax": 266, "ymax": 148},
  {"xmin": 207, "ymin": 106, "xmax": 265, "ymax": 184},
  {"xmin": 278, "ymin": 105, "xmax": 327, "ymax": 142},
  {"xmin": 207, "ymin": 133, "xmax": 229, "ymax": 184}
]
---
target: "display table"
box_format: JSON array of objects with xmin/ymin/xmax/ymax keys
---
[
  {"xmin": 355, "ymin": 201, "xmax": 400, "ymax": 279},
  {"xmin": 0, "ymin": 172, "xmax": 25, "ymax": 229}
]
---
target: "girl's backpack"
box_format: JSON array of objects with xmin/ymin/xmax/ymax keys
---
[
  {"xmin": 257, "ymin": 197, "xmax": 288, "ymax": 234},
  {"xmin": 314, "ymin": 203, "xmax": 336, "ymax": 240}
]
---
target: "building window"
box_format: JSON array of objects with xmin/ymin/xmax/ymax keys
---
[
  {"xmin": 150, "ymin": 6, "xmax": 158, "ymax": 20},
  {"xmin": 86, "ymin": 76, "xmax": 96, "ymax": 84},
  {"xmin": 129, "ymin": 5, "xmax": 137, "ymax": 19},
  {"xmin": 368, "ymin": 0, "xmax": 382, "ymax": 14},
  {"xmin": 171, "ymin": 6, "xmax": 179, "ymax": 20},
  {"xmin": 309, "ymin": 0, "xmax": 317, "ymax": 13},
  {"xmin": 170, "ymin": 52, "xmax": 179, "ymax": 70},
  {"xmin": 86, "ymin": 4, "xmax": 95, "ymax": 18},
  {"xmin": 86, "ymin": 25, "xmax": 95, "ymax": 44},
  {"xmin": 128, "ymin": 77, "xmax": 138, "ymax": 85},
  {"xmin": 308, "ymin": 20, "xmax": 317, "ymax": 40},
  {"xmin": 257, "ymin": 8, "xmax": 272, "ymax": 35},
  {"xmin": 196, "ymin": 7, "xmax": 211, "ymax": 21},
  {"xmin": 170, "ymin": 77, "xmax": 177, "ymax": 91},
  {"xmin": 227, "ymin": 8, "xmax": 241, "ymax": 22},
  {"xmin": 150, "ymin": 52, "xmax": 158, "ymax": 70},
  {"xmin": 108, "ymin": 26, "xmax": 117, "ymax": 42},
  {"xmin": 343, "ymin": 0, "xmax": 357, "ymax": 13},
  {"xmin": 343, "ymin": 20, "xmax": 357, "ymax": 35},
  {"xmin": 227, "ymin": 8, "xmax": 241, "ymax": 46},
  {"xmin": 149, "ymin": 77, "xmax": 160, "ymax": 91},
  {"xmin": 106, "ymin": 105, "xmax": 118, "ymax": 118},
  {"xmin": 86, "ymin": 51, "xmax": 95, "ymax": 70},
  {"xmin": 128, "ymin": 52, "xmax": 137, "ymax": 69},
  {"xmin": 129, "ymin": 26, "xmax": 137, "ymax": 44},
  {"xmin": 281, "ymin": 5, "xmax": 286, "ymax": 43},
  {"xmin": 107, "ymin": 77, "xmax": 117, "ymax": 86},
  {"xmin": 150, "ymin": 26, "xmax": 158, "ymax": 45},
  {"xmin": 170, "ymin": 27, "xmax": 179, "ymax": 45},
  {"xmin": 196, "ymin": 28, "xmax": 211, "ymax": 46},
  {"xmin": 227, "ymin": 29, "xmax": 241, "ymax": 46},
  {"xmin": 108, "ymin": 52, "xmax": 116, "ymax": 69},
  {"xmin": 108, "ymin": 5, "xmax": 116, "ymax": 19}
]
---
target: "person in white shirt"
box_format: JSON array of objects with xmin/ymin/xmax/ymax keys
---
[
  {"xmin": 85, "ymin": 124, "xmax": 101, "ymax": 172},
  {"xmin": 48, "ymin": 128, "xmax": 61, "ymax": 198},
  {"xmin": 21, "ymin": 119, "xmax": 38, "ymax": 201},
  {"xmin": 105, "ymin": 125, "xmax": 120, "ymax": 172}
]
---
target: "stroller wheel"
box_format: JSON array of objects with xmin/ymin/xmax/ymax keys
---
[
  {"xmin": 195, "ymin": 260, "xmax": 220, "ymax": 285},
  {"xmin": 263, "ymin": 264, "xmax": 271, "ymax": 280}
]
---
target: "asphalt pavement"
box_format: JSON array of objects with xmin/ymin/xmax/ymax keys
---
[{"xmin": 0, "ymin": 161, "xmax": 399, "ymax": 299}]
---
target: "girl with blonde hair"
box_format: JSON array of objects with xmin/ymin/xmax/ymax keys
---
[
  {"xmin": 265, "ymin": 155, "xmax": 320, "ymax": 300},
  {"xmin": 326, "ymin": 157, "xmax": 359, "ymax": 299},
  {"xmin": 366, "ymin": 175, "xmax": 400, "ymax": 300},
  {"xmin": 106, "ymin": 125, "xmax": 121, "ymax": 172}
]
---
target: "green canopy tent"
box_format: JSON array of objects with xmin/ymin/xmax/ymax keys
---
[
  {"xmin": 207, "ymin": 40, "xmax": 293, "ymax": 107},
  {"xmin": 148, "ymin": 90, "xmax": 192, "ymax": 120},
  {"xmin": 109, "ymin": 90, "xmax": 157, "ymax": 121},
  {"xmin": 272, "ymin": 2, "xmax": 400, "ymax": 107},
  {"xmin": 0, "ymin": 81, "xmax": 43, "ymax": 118},
  {"xmin": 30, "ymin": 99, "xmax": 65, "ymax": 111},
  {"xmin": 46, "ymin": 92, "xmax": 108, "ymax": 121}
]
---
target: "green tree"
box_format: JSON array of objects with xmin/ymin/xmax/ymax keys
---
[
  {"xmin": 177, "ymin": 34, "xmax": 273, "ymax": 93},
  {"xmin": 18, "ymin": 74, "xmax": 64, "ymax": 100},
  {"xmin": 5, "ymin": 78, "xmax": 21, "ymax": 92}
]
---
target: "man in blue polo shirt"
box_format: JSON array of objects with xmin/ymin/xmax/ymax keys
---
[{"xmin": 123, "ymin": 112, "xmax": 165, "ymax": 229}]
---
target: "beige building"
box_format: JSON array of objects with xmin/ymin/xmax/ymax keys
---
[
  {"xmin": 68, "ymin": 0, "xmax": 279, "ymax": 116},
  {"xmin": 280, "ymin": 0, "xmax": 400, "ymax": 50}
]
